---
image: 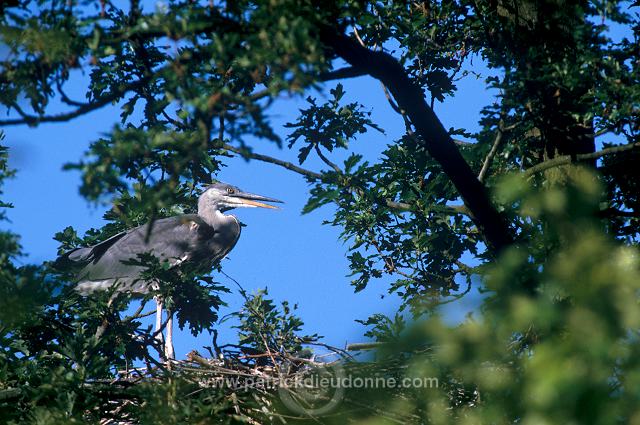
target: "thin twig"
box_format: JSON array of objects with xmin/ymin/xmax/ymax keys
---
[
  {"xmin": 314, "ymin": 144, "xmax": 342, "ymax": 173},
  {"xmin": 221, "ymin": 143, "xmax": 322, "ymax": 180},
  {"xmin": 478, "ymin": 120, "xmax": 505, "ymax": 182},
  {"xmin": 345, "ymin": 342, "xmax": 387, "ymax": 351},
  {"xmin": 367, "ymin": 229, "xmax": 414, "ymax": 279},
  {"xmin": 0, "ymin": 80, "xmax": 146, "ymax": 127},
  {"xmin": 222, "ymin": 143, "xmax": 472, "ymax": 219},
  {"xmin": 478, "ymin": 120, "xmax": 520, "ymax": 182}
]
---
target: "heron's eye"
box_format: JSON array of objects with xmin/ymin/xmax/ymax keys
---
[{"xmin": 226, "ymin": 187, "xmax": 235, "ymax": 195}]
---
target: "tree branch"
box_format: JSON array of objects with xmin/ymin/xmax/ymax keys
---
[
  {"xmin": 598, "ymin": 207, "xmax": 640, "ymax": 218},
  {"xmin": 524, "ymin": 142, "xmax": 640, "ymax": 178},
  {"xmin": 221, "ymin": 143, "xmax": 322, "ymax": 180},
  {"xmin": 0, "ymin": 80, "xmax": 145, "ymax": 127},
  {"xmin": 478, "ymin": 120, "xmax": 506, "ymax": 183},
  {"xmin": 319, "ymin": 27, "xmax": 513, "ymax": 253},
  {"xmin": 385, "ymin": 200, "xmax": 469, "ymax": 216},
  {"xmin": 0, "ymin": 387, "xmax": 21, "ymax": 401},
  {"xmin": 314, "ymin": 144, "xmax": 342, "ymax": 173},
  {"xmin": 319, "ymin": 66, "xmax": 368, "ymax": 81},
  {"xmin": 221, "ymin": 143, "xmax": 469, "ymax": 217}
]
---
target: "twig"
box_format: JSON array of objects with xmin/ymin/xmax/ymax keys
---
[
  {"xmin": 314, "ymin": 144, "xmax": 342, "ymax": 173},
  {"xmin": 301, "ymin": 341, "xmax": 355, "ymax": 361},
  {"xmin": 123, "ymin": 300, "xmax": 151, "ymax": 322},
  {"xmin": 478, "ymin": 119, "xmax": 506, "ymax": 182},
  {"xmin": 598, "ymin": 207, "xmax": 640, "ymax": 218},
  {"xmin": 478, "ymin": 120, "xmax": 520, "ymax": 182},
  {"xmin": 56, "ymin": 78, "xmax": 89, "ymax": 107},
  {"xmin": 221, "ymin": 143, "xmax": 322, "ymax": 180},
  {"xmin": 222, "ymin": 141, "xmax": 472, "ymax": 217},
  {"xmin": 381, "ymin": 82, "xmax": 414, "ymax": 134},
  {"xmin": 354, "ymin": 26, "xmax": 414, "ymax": 135},
  {"xmin": 0, "ymin": 387, "xmax": 21, "ymax": 401},
  {"xmin": 0, "ymin": 80, "xmax": 146, "ymax": 127},
  {"xmin": 366, "ymin": 229, "xmax": 414, "ymax": 279},
  {"xmin": 345, "ymin": 342, "xmax": 387, "ymax": 351},
  {"xmin": 434, "ymin": 277, "xmax": 473, "ymax": 306},
  {"xmin": 385, "ymin": 200, "xmax": 469, "ymax": 216}
]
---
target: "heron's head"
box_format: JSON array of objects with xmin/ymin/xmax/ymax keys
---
[{"xmin": 199, "ymin": 182, "xmax": 283, "ymax": 213}]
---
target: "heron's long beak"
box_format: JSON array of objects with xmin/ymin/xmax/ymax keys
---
[{"xmin": 234, "ymin": 191, "xmax": 283, "ymax": 209}]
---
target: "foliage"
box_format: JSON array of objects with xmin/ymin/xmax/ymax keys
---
[
  {"xmin": 0, "ymin": 0, "xmax": 639, "ymax": 424},
  {"xmin": 285, "ymin": 83, "xmax": 383, "ymax": 164},
  {"xmin": 233, "ymin": 288, "xmax": 318, "ymax": 355}
]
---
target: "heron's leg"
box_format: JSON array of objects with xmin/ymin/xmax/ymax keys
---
[
  {"xmin": 95, "ymin": 297, "xmax": 116, "ymax": 339},
  {"xmin": 154, "ymin": 296, "xmax": 165, "ymax": 350},
  {"xmin": 165, "ymin": 309, "xmax": 175, "ymax": 360},
  {"xmin": 95, "ymin": 319, "xmax": 108, "ymax": 339}
]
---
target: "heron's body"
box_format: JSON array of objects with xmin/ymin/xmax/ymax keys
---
[
  {"xmin": 71, "ymin": 213, "xmax": 240, "ymax": 294},
  {"xmin": 57, "ymin": 182, "xmax": 281, "ymax": 360}
]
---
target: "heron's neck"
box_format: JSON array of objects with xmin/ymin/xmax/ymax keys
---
[{"xmin": 198, "ymin": 200, "xmax": 230, "ymax": 227}]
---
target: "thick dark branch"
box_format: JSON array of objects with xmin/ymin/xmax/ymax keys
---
[
  {"xmin": 319, "ymin": 66, "xmax": 368, "ymax": 81},
  {"xmin": 524, "ymin": 142, "xmax": 640, "ymax": 177},
  {"xmin": 319, "ymin": 28, "xmax": 513, "ymax": 253}
]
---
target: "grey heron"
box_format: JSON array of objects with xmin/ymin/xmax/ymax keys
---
[{"xmin": 59, "ymin": 182, "xmax": 282, "ymax": 360}]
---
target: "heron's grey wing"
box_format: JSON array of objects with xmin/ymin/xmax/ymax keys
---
[
  {"xmin": 57, "ymin": 231, "xmax": 128, "ymax": 266},
  {"xmin": 75, "ymin": 215, "xmax": 215, "ymax": 293}
]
